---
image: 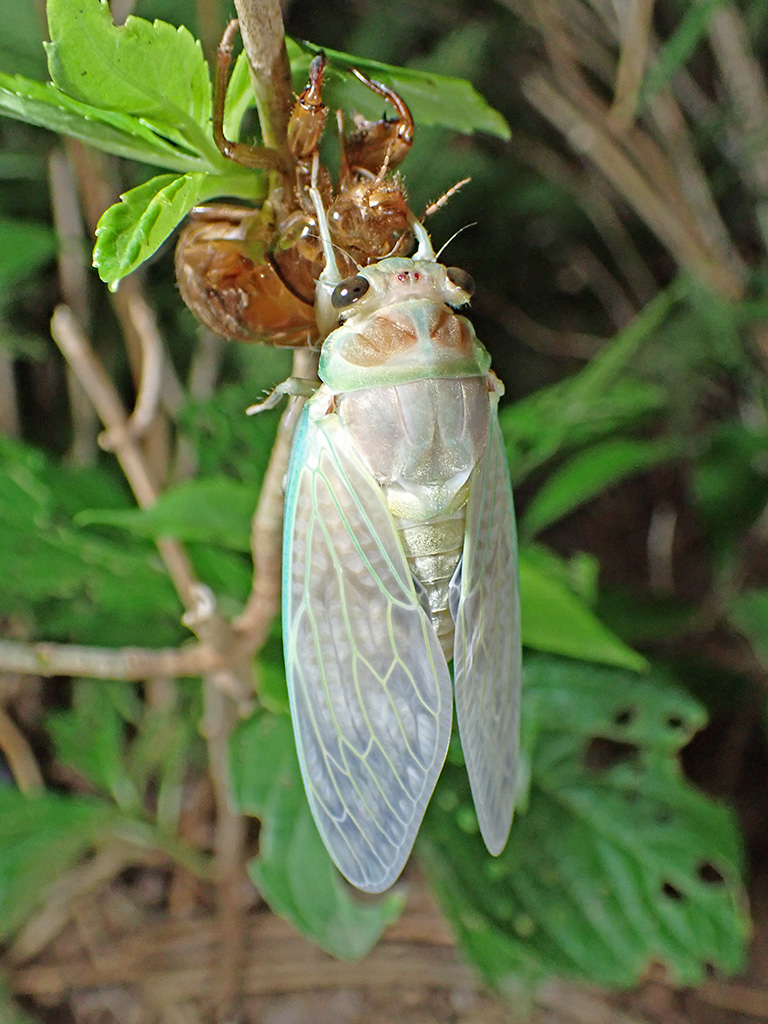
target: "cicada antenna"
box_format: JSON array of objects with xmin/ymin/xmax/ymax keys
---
[
  {"xmin": 434, "ymin": 222, "xmax": 477, "ymax": 262},
  {"xmin": 422, "ymin": 178, "xmax": 471, "ymax": 219}
]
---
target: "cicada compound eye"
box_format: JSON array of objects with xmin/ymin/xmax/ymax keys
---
[
  {"xmin": 446, "ymin": 267, "xmax": 475, "ymax": 297},
  {"xmin": 332, "ymin": 275, "xmax": 370, "ymax": 309}
]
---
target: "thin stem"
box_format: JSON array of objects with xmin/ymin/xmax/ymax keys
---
[
  {"xmin": 49, "ymin": 304, "xmax": 249, "ymax": 705},
  {"xmin": 0, "ymin": 708, "xmax": 44, "ymax": 795},
  {"xmin": 233, "ymin": 0, "xmax": 292, "ymax": 163},
  {"xmin": 0, "ymin": 639, "xmax": 223, "ymax": 680},
  {"xmin": 234, "ymin": 348, "xmax": 320, "ymax": 657}
]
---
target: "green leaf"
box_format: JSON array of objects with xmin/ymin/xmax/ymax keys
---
[
  {"xmin": 45, "ymin": 0, "xmax": 214, "ymax": 158},
  {"xmin": 47, "ymin": 681, "xmax": 142, "ymax": 811},
  {"xmin": 229, "ymin": 713, "xmax": 403, "ymax": 960},
  {"xmin": 520, "ymin": 547, "xmax": 647, "ymax": 671},
  {"xmin": 93, "ymin": 169, "xmax": 264, "ymax": 286},
  {"xmin": 640, "ymin": 0, "xmax": 727, "ymax": 110},
  {"xmin": 0, "ymin": 0, "xmax": 46, "ymax": 79},
  {"xmin": 223, "ymin": 49, "xmax": 255, "ymax": 142},
  {"xmin": 0, "ymin": 788, "xmax": 116, "ymax": 938},
  {"xmin": 0, "ymin": 216, "xmax": 56, "ymax": 292},
  {"xmin": 93, "ymin": 172, "xmax": 204, "ymax": 286},
  {"xmin": 0, "ymin": 438, "xmax": 183, "ymax": 646},
  {"xmin": 77, "ymin": 475, "xmax": 258, "ymax": 551},
  {"xmin": 287, "ymin": 38, "xmax": 510, "ymax": 140},
  {"xmin": 0, "ymin": 72, "xmax": 206, "ymax": 171},
  {"xmin": 420, "ymin": 657, "xmax": 748, "ymax": 990},
  {"xmin": 502, "ymin": 282, "xmax": 684, "ymax": 482},
  {"xmin": 522, "ymin": 437, "xmax": 682, "ymax": 538},
  {"xmin": 692, "ymin": 422, "xmax": 768, "ymax": 555}
]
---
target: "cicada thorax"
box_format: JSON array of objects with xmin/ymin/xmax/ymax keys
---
[
  {"xmin": 174, "ymin": 34, "xmax": 418, "ymax": 348},
  {"xmin": 336, "ymin": 376, "xmax": 492, "ymax": 658}
]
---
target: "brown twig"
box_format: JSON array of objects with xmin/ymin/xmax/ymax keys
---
[
  {"xmin": 609, "ymin": 0, "xmax": 654, "ymax": 130},
  {"xmin": 0, "ymin": 707, "xmax": 44, "ymax": 795},
  {"xmin": 49, "ymin": 147, "xmax": 99, "ymax": 465},
  {"xmin": 232, "ymin": 0, "xmax": 292, "ymax": 161},
  {"xmin": 0, "ymin": 639, "xmax": 223, "ymax": 680},
  {"xmin": 234, "ymin": 348, "xmax": 320, "ymax": 656},
  {"xmin": 50, "ymin": 304, "xmax": 250, "ymax": 694},
  {"xmin": 511, "ymin": 133, "xmax": 658, "ymax": 305},
  {"xmin": 521, "ymin": 72, "xmax": 745, "ymax": 299},
  {"xmin": 706, "ymin": 0, "xmax": 768, "ymax": 252},
  {"xmin": 99, "ymin": 286, "xmax": 165, "ymax": 452}
]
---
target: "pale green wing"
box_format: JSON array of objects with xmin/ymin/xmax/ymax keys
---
[
  {"xmin": 453, "ymin": 407, "xmax": 521, "ymax": 855},
  {"xmin": 283, "ymin": 406, "xmax": 453, "ymax": 893}
]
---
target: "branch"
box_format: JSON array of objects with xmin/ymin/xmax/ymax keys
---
[
  {"xmin": 233, "ymin": 0, "xmax": 292, "ymax": 160},
  {"xmin": 0, "ymin": 639, "xmax": 223, "ymax": 680},
  {"xmin": 234, "ymin": 348, "xmax": 320, "ymax": 655}
]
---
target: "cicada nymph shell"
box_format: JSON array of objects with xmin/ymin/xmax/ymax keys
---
[{"xmin": 175, "ymin": 27, "xmax": 417, "ymax": 348}]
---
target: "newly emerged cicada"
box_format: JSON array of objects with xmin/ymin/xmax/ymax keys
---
[
  {"xmin": 257, "ymin": 181, "xmax": 522, "ymax": 892},
  {"xmin": 175, "ymin": 25, "xmax": 416, "ymax": 347}
]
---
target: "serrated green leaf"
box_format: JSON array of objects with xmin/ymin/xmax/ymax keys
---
[
  {"xmin": 77, "ymin": 475, "xmax": 258, "ymax": 550},
  {"xmin": 0, "ymin": 788, "xmax": 117, "ymax": 938},
  {"xmin": 420, "ymin": 657, "xmax": 748, "ymax": 991},
  {"xmin": 0, "ymin": 72, "xmax": 206, "ymax": 171},
  {"xmin": 45, "ymin": 0, "xmax": 215, "ymax": 159},
  {"xmin": 520, "ymin": 548, "xmax": 647, "ymax": 671},
  {"xmin": 287, "ymin": 38, "xmax": 510, "ymax": 140},
  {"xmin": 94, "ymin": 172, "xmax": 204, "ymax": 286},
  {"xmin": 522, "ymin": 437, "xmax": 682, "ymax": 538},
  {"xmin": 229, "ymin": 713, "xmax": 403, "ymax": 960},
  {"xmin": 93, "ymin": 169, "xmax": 264, "ymax": 286}
]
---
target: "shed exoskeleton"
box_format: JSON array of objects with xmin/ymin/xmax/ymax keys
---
[{"xmin": 175, "ymin": 25, "xmax": 416, "ymax": 347}]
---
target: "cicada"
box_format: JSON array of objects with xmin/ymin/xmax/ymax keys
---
[
  {"xmin": 263, "ymin": 182, "xmax": 522, "ymax": 892},
  {"xmin": 175, "ymin": 26, "xmax": 415, "ymax": 348}
]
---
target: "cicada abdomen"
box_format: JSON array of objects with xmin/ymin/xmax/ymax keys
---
[{"xmin": 276, "ymin": 187, "xmax": 522, "ymax": 892}]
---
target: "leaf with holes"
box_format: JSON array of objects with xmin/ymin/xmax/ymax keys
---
[{"xmin": 419, "ymin": 656, "xmax": 749, "ymax": 991}]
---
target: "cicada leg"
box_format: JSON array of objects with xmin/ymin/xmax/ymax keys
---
[
  {"xmin": 245, "ymin": 376, "xmax": 320, "ymax": 414},
  {"xmin": 342, "ymin": 69, "xmax": 415, "ymax": 175},
  {"xmin": 212, "ymin": 19, "xmax": 285, "ymax": 171},
  {"xmin": 287, "ymin": 53, "xmax": 329, "ymax": 160}
]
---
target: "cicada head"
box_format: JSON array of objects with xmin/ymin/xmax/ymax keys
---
[{"xmin": 317, "ymin": 254, "xmax": 488, "ymax": 391}]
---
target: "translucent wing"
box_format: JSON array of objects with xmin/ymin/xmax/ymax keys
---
[
  {"xmin": 283, "ymin": 405, "xmax": 453, "ymax": 892},
  {"xmin": 453, "ymin": 405, "xmax": 521, "ymax": 855}
]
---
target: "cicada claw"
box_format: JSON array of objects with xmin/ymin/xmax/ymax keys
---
[{"xmin": 246, "ymin": 377, "xmax": 319, "ymax": 415}]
